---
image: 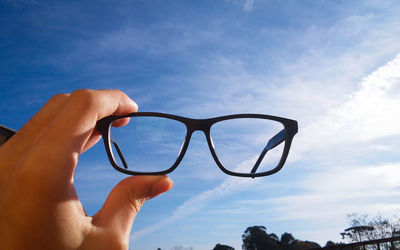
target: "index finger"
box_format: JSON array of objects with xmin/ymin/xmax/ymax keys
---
[{"xmin": 20, "ymin": 89, "xmax": 138, "ymax": 182}]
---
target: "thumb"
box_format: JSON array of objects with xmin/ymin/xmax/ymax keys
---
[{"xmin": 92, "ymin": 175, "xmax": 174, "ymax": 236}]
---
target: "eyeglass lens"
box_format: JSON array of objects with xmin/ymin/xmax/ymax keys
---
[
  {"xmin": 210, "ymin": 118, "xmax": 284, "ymax": 174},
  {"xmin": 110, "ymin": 116, "xmax": 187, "ymax": 173}
]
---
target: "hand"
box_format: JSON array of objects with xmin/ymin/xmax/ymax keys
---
[{"xmin": 0, "ymin": 89, "xmax": 174, "ymax": 250}]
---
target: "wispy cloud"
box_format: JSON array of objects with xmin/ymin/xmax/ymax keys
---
[
  {"xmin": 292, "ymin": 53, "xmax": 400, "ymax": 159},
  {"xmin": 127, "ymin": 7, "xmax": 400, "ymax": 246},
  {"xmin": 132, "ymin": 175, "xmax": 262, "ymax": 240},
  {"xmin": 225, "ymin": 0, "xmax": 257, "ymax": 11},
  {"xmin": 229, "ymin": 54, "xmax": 400, "ymax": 243},
  {"xmin": 234, "ymin": 162, "xmax": 400, "ymax": 243},
  {"xmin": 139, "ymin": 6, "xmax": 400, "ymax": 118},
  {"xmin": 131, "ymin": 52, "xmax": 400, "ymax": 245},
  {"xmin": 243, "ymin": 0, "xmax": 256, "ymax": 11},
  {"xmin": 261, "ymin": 163, "xmax": 400, "ymax": 219}
]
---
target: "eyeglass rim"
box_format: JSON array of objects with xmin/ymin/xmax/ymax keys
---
[{"xmin": 97, "ymin": 112, "xmax": 298, "ymax": 178}]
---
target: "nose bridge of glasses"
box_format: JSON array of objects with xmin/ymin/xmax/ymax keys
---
[
  {"xmin": 185, "ymin": 118, "xmax": 212, "ymax": 133},
  {"xmin": 184, "ymin": 118, "xmax": 214, "ymax": 151}
]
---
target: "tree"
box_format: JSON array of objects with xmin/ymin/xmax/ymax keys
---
[
  {"xmin": 340, "ymin": 226, "xmax": 375, "ymax": 242},
  {"xmin": 213, "ymin": 243, "xmax": 235, "ymax": 250},
  {"xmin": 324, "ymin": 241, "xmax": 336, "ymax": 247},
  {"xmin": 342, "ymin": 213, "xmax": 400, "ymax": 243},
  {"xmin": 280, "ymin": 233, "xmax": 295, "ymax": 250},
  {"xmin": 290, "ymin": 240, "xmax": 321, "ymax": 249},
  {"xmin": 170, "ymin": 246, "xmax": 193, "ymax": 250},
  {"xmin": 241, "ymin": 226, "xmax": 321, "ymax": 250},
  {"xmin": 242, "ymin": 226, "xmax": 280, "ymax": 250},
  {"xmin": 269, "ymin": 233, "xmax": 280, "ymax": 242},
  {"xmin": 281, "ymin": 233, "xmax": 295, "ymax": 245}
]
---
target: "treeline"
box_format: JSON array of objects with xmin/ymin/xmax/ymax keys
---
[
  {"xmin": 213, "ymin": 226, "xmax": 321, "ymax": 250},
  {"xmin": 160, "ymin": 226, "xmax": 321, "ymax": 250},
  {"xmin": 158, "ymin": 213, "xmax": 400, "ymax": 250}
]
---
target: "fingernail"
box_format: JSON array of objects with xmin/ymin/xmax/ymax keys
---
[{"xmin": 133, "ymin": 101, "xmax": 139, "ymax": 112}]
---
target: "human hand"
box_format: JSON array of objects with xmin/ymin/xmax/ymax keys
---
[{"xmin": 0, "ymin": 89, "xmax": 174, "ymax": 250}]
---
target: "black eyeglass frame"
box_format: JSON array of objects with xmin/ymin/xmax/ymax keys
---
[{"xmin": 97, "ymin": 112, "xmax": 298, "ymax": 178}]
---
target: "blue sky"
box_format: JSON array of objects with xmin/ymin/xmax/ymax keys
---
[{"xmin": 1, "ymin": 0, "xmax": 400, "ymax": 249}]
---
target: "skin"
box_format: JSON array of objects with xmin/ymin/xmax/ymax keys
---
[{"xmin": 0, "ymin": 89, "xmax": 174, "ymax": 250}]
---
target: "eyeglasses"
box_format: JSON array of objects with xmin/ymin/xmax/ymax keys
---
[{"xmin": 97, "ymin": 113, "xmax": 298, "ymax": 178}]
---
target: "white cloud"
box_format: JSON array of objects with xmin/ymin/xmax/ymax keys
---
[
  {"xmin": 131, "ymin": 53, "xmax": 400, "ymax": 246},
  {"xmin": 204, "ymin": 161, "xmax": 400, "ymax": 246},
  {"xmin": 291, "ymin": 53, "xmax": 400, "ymax": 163},
  {"xmin": 215, "ymin": 54, "xmax": 400, "ymax": 244},
  {"xmin": 225, "ymin": 0, "xmax": 257, "ymax": 11},
  {"xmin": 243, "ymin": 0, "xmax": 255, "ymax": 11},
  {"xmin": 132, "ymin": 175, "xmax": 261, "ymax": 240},
  {"xmin": 270, "ymin": 163, "xmax": 400, "ymax": 219},
  {"xmin": 238, "ymin": 162, "xmax": 400, "ymax": 244}
]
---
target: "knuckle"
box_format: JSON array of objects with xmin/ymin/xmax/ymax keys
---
[
  {"xmin": 44, "ymin": 93, "xmax": 70, "ymax": 108},
  {"xmin": 70, "ymin": 89, "xmax": 99, "ymax": 107},
  {"xmin": 50, "ymin": 93, "xmax": 70, "ymax": 103},
  {"xmin": 71, "ymin": 89, "xmax": 95, "ymax": 99}
]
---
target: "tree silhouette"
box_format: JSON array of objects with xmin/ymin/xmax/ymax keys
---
[
  {"xmin": 241, "ymin": 226, "xmax": 321, "ymax": 250},
  {"xmin": 341, "ymin": 226, "xmax": 375, "ymax": 242},
  {"xmin": 269, "ymin": 233, "xmax": 280, "ymax": 242},
  {"xmin": 170, "ymin": 246, "xmax": 193, "ymax": 250},
  {"xmin": 242, "ymin": 226, "xmax": 280, "ymax": 250},
  {"xmin": 342, "ymin": 213, "xmax": 400, "ymax": 244},
  {"xmin": 324, "ymin": 241, "xmax": 336, "ymax": 247},
  {"xmin": 280, "ymin": 233, "xmax": 295, "ymax": 250},
  {"xmin": 281, "ymin": 233, "xmax": 295, "ymax": 245},
  {"xmin": 213, "ymin": 243, "xmax": 235, "ymax": 250},
  {"xmin": 290, "ymin": 240, "xmax": 321, "ymax": 249}
]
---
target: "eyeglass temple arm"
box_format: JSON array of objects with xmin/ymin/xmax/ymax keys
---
[
  {"xmin": 111, "ymin": 139, "xmax": 129, "ymax": 169},
  {"xmin": 250, "ymin": 129, "xmax": 286, "ymax": 174},
  {"xmin": 0, "ymin": 125, "xmax": 16, "ymax": 146}
]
